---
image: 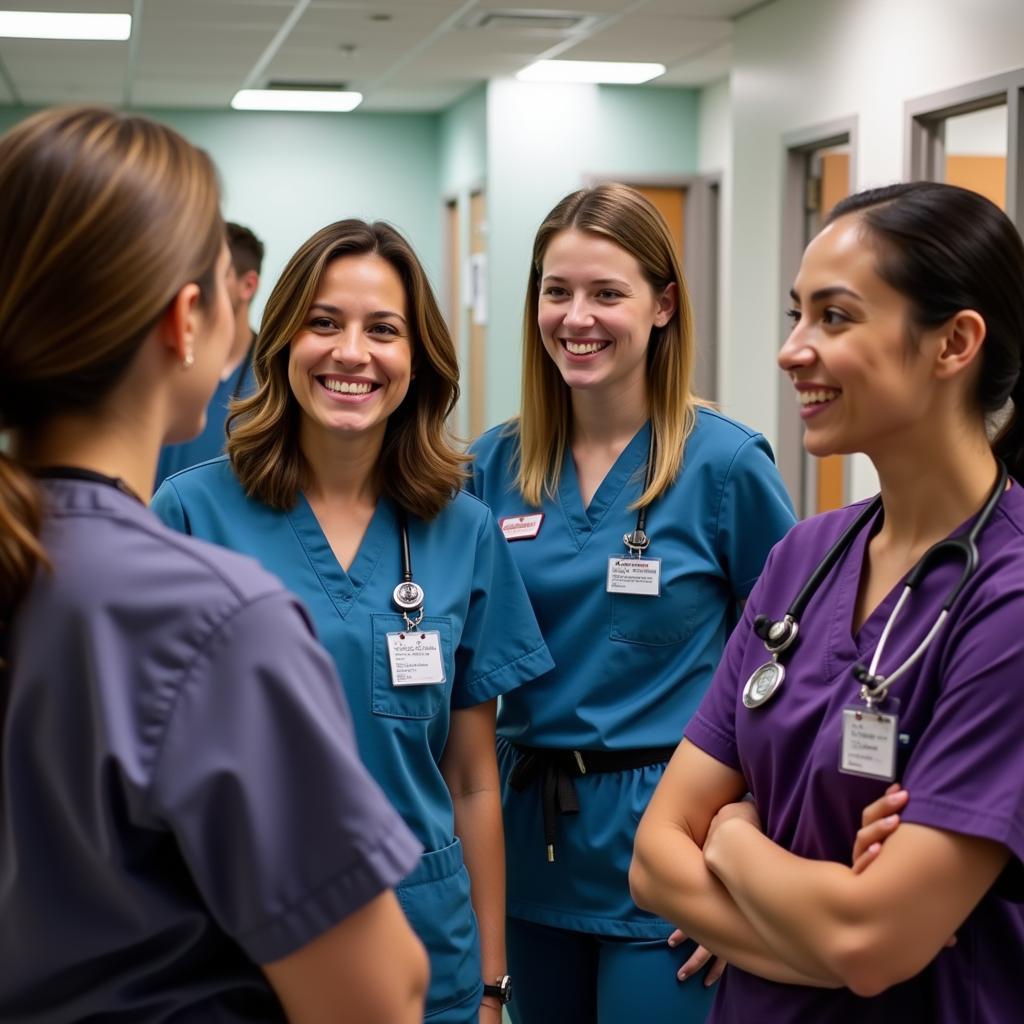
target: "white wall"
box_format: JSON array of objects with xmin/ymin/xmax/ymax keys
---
[{"xmin": 723, "ymin": 0, "xmax": 1024, "ymax": 499}]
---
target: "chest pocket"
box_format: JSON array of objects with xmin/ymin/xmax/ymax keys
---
[
  {"xmin": 609, "ymin": 589, "xmax": 696, "ymax": 646},
  {"xmin": 371, "ymin": 614, "xmax": 454, "ymax": 719},
  {"xmin": 608, "ymin": 564, "xmax": 724, "ymax": 647}
]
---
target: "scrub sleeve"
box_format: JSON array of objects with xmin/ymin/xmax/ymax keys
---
[
  {"xmin": 686, "ymin": 490, "xmax": 1024, "ymax": 1023},
  {"xmin": 154, "ymin": 461, "xmax": 553, "ymax": 1022}
]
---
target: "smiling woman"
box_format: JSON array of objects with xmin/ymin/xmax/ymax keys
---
[
  {"xmin": 151, "ymin": 219, "xmax": 553, "ymax": 1024},
  {"xmin": 466, "ymin": 184, "xmax": 795, "ymax": 1024},
  {"xmin": 631, "ymin": 182, "xmax": 1024, "ymax": 1023}
]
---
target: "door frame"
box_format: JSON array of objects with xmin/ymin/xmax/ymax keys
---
[{"xmin": 778, "ymin": 116, "xmax": 859, "ymax": 516}]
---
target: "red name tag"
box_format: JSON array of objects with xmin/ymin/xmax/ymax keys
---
[{"xmin": 500, "ymin": 513, "xmax": 544, "ymax": 541}]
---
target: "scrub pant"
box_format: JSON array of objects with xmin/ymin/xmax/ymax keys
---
[{"xmin": 507, "ymin": 917, "xmax": 717, "ymax": 1024}]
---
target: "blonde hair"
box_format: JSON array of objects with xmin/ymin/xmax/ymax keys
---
[
  {"xmin": 228, "ymin": 220, "xmax": 467, "ymax": 519},
  {"xmin": 517, "ymin": 183, "xmax": 701, "ymax": 508},
  {"xmin": 0, "ymin": 105, "xmax": 222, "ymax": 623}
]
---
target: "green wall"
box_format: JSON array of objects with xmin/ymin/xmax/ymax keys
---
[{"xmin": 0, "ymin": 106, "xmax": 442, "ymax": 329}]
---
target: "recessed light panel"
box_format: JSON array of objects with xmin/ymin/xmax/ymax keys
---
[
  {"xmin": 0, "ymin": 11, "xmax": 131, "ymax": 40},
  {"xmin": 231, "ymin": 89, "xmax": 364, "ymax": 113},
  {"xmin": 516, "ymin": 60, "xmax": 666, "ymax": 85}
]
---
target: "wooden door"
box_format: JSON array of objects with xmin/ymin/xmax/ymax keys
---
[
  {"xmin": 634, "ymin": 185, "xmax": 686, "ymax": 260},
  {"xmin": 468, "ymin": 191, "xmax": 487, "ymax": 437},
  {"xmin": 812, "ymin": 149, "xmax": 850, "ymax": 514}
]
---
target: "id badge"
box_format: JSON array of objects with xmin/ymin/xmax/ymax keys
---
[
  {"xmin": 500, "ymin": 513, "xmax": 544, "ymax": 541},
  {"xmin": 606, "ymin": 556, "xmax": 661, "ymax": 596},
  {"xmin": 387, "ymin": 630, "xmax": 446, "ymax": 687},
  {"xmin": 838, "ymin": 699, "xmax": 900, "ymax": 781}
]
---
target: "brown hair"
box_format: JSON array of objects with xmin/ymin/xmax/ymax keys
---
[
  {"xmin": 0, "ymin": 106, "xmax": 223, "ymax": 623},
  {"xmin": 228, "ymin": 219, "xmax": 466, "ymax": 518},
  {"xmin": 516, "ymin": 183, "xmax": 702, "ymax": 508}
]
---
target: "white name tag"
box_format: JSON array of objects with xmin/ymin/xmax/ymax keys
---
[
  {"xmin": 500, "ymin": 513, "xmax": 544, "ymax": 541},
  {"xmin": 387, "ymin": 630, "xmax": 446, "ymax": 687},
  {"xmin": 606, "ymin": 556, "xmax": 661, "ymax": 596},
  {"xmin": 839, "ymin": 706, "xmax": 898, "ymax": 781}
]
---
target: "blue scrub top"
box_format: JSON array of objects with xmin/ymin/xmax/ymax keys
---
[
  {"xmin": 153, "ymin": 457, "xmax": 553, "ymax": 854},
  {"xmin": 468, "ymin": 409, "xmax": 795, "ymax": 937},
  {"xmin": 154, "ymin": 349, "xmax": 254, "ymax": 490},
  {"xmin": 468, "ymin": 409, "xmax": 797, "ymax": 750}
]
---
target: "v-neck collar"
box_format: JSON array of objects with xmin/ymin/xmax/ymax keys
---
[
  {"xmin": 557, "ymin": 421, "xmax": 651, "ymax": 551},
  {"xmin": 827, "ymin": 504, "xmax": 902, "ymax": 677},
  {"xmin": 287, "ymin": 491, "xmax": 396, "ymax": 619}
]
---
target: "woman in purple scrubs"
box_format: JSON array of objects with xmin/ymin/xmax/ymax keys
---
[
  {"xmin": 631, "ymin": 181, "xmax": 1024, "ymax": 1022},
  {"xmin": 0, "ymin": 107, "xmax": 427, "ymax": 1023}
]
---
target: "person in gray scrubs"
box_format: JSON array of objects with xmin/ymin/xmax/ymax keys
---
[{"xmin": 0, "ymin": 106, "xmax": 429, "ymax": 1023}]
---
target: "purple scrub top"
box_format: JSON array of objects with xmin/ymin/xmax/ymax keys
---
[
  {"xmin": 686, "ymin": 485, "xmax": 1024, "ymax": 1023},
  {"xmin": 0, "ymin": 479, "xmax": 422, "ymax": 1022}
]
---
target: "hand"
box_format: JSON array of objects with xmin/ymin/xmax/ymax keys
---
[
  {"xmin": 668, "ymin": 929, "xmax": 727, "ymax": 987},
  {"xmin": 851, "ymin": 782, "xmax": 908, "ymax": 874},
  {"xmin": 705, "ymin": 795, "xmax": 762, "ymax": 849},
  {"xmin": 851, "ymin": 783, "xmax": 956, "ymax": 949}
]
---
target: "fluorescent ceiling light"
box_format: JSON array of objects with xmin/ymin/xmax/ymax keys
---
[
  {"xmin": 516, "ymin": 60, "xmax": 666, "ymax": 85},
  {"xmin": 231, "ymin": 89, "xmax": 363, "ymax": 113},
  {"xmin": 0, "ymin": 11, "xmax": 131, "ymax": 40}
]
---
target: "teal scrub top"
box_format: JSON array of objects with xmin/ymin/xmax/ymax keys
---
[
  {"xmin": 152, "ymin": 457, "xmax": 554, "ymax": 854},
  {"xmin": 467, "ymin": 409, "xmax": 797, "ymax": 750}
]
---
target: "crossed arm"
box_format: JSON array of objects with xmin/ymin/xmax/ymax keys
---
[{"xmin": 630, "ymin": 739, "xmax": 1009, "ymax": 996}]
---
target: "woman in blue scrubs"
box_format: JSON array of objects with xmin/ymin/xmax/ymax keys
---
[
  {"xmin": 154, "ymin": 219, "xmax": 552, "ymax": 1024},
  {"xmin": 466, "ymin": 183, "xmax": 796, "ymax": 1022}
]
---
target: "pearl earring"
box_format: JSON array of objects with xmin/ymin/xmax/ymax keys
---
[{"xmin": 182, "ymin": 350, "xmax": 195, "ymax": 369}]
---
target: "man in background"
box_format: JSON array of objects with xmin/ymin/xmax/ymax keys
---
[{"xmin": 155, "ymin": 222, "xmax": 264, "ymax": 488}]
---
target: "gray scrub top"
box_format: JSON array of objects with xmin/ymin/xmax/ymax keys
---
[{"xmin": 0, "ymin": 478, "xmax": 422, "ymax": 1023}]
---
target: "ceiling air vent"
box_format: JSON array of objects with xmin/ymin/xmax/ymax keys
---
[{"xmin": 459, "ymin": 9, "xmax": 600, "ymax": 33}]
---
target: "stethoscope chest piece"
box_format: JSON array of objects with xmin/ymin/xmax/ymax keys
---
[{"xmin": 743, "ymin": 659, "xmax": 786, "ymax": 709}]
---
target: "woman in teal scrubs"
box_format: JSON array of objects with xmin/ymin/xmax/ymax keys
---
[
  {"xmin": 154, "ymin": 219, "xmax": 552, "ymax": 1024},
  {"xmin": 467, "ymin": 183, "xmax": 796, "ymax": 1023}
]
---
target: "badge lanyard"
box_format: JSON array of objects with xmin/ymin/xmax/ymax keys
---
[
  {"xmin": 387, "ymin": 509, "xmax": 446, "ymax": 687},
  {"xmin": 605, "ymin": 434, "xmax": 662, "ymax": 597}
]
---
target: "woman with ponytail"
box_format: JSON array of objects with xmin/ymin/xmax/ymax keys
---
[
  {"xmin": 633, "ymin": 181, "xmax": 1024, "ymax": 1022},
  {"xmin": 0, "ymin": 107, "xmax": 427, "ymax": 1023}
]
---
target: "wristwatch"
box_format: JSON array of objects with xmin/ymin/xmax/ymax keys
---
[{"xmin": 482, "ymin": 975, "xmax": 512, "ymax": 1005}]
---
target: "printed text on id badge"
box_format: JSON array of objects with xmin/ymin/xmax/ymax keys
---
[
  {"xmin": 387, "ymin": 630, "xmax": 446, "ymax": 687},
  {"xmin": 606, "ymin": 556, "xmax": 661, "ymax": 597},
  {"xmin": 839, "ymin": 703, "xmax": 899, "ymax": 781}
]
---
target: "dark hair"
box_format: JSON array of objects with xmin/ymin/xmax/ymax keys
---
[
  {"xmin": 226, "ymin": 222, "xmax": 264, "ymax": 276},
  {"xmin": 0, "ymin": 106, "xmax": 223, "ymax": 622},
  {"xmin": 828, "ymin": 182, "xmax": 1024, "ymax": 482},
  {"xmin": 228, "ymin": 219, "xmax": 466, "ymax": 518}
]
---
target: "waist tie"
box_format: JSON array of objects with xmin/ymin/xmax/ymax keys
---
[{"xmin": 508, "ymin": 744, "xmax": 676, "ymax": 862}]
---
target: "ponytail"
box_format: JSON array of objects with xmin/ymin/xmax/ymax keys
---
[
  {"xmin": 0, "ymin": 449, "xmax": 47, "ymax": 629},
  {"xmin": 993, "ymin": 392, "xmax": 1024, "ymax": 485}
]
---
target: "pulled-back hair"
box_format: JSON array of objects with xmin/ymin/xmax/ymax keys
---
[
  {"xmin": 828, "ymin": 182, "xmax": 1024, "ymax": 482},
  {"xmin": 517, "ymin": 183, "xmax": 701, "ymax": 509},
  {"xmin": 0, "ymin": 106, "xmax": 223, "ymax": 623},
  {"xmin": 227, "ymin": 219, "xmax": 466, "ymax": 518}
]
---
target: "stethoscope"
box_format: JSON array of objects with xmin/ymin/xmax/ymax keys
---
[
  {"xmin": 742, "ymin": 461, "xmax": 1009, "ymax": 711},
  {"xmin": 392, "ymin": 508, "xmax": 426, "ymax": 629}
]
